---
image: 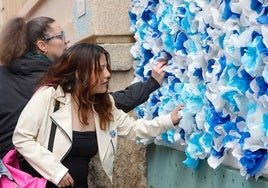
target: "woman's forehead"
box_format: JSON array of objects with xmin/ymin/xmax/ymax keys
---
[
  {"xmin": 99, "ymin": 54, "xmax": 107, "ymax": 64},
  {"xmin": 47, "ymin": 22, "xmax": 62, "ymax": 34}
]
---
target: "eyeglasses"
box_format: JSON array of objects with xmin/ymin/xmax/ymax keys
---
[{"xmin": 43, "ymin": 31, "xmax": 65, "ymax": 42}]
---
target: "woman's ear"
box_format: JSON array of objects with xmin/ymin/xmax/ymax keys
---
[{"xmin": 36, "ymin": 39, "xmax": 47, "ymax": 54}]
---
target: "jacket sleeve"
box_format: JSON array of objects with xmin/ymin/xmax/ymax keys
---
[
  {"xmin": 110, "ymin": 77, "xmax": 160, "ymax": 113},
  {"xmin": 12, "ymin": 87, "xmax": 68, "ymax": 185},
  {"xmin": 110, "ymin": 97, "xmax": 176, "ymax": 140}
]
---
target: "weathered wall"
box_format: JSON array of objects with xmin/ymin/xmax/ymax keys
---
[{"xmin": 0, "ymin": 0, "xmax": 146, "ymax": 187}]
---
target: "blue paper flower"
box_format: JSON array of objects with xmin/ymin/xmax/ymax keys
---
[
  {"xmin": 240, "ymin": 149, "xmax": 268, "ymax": 176},
  {"xmin": 110, "ymin": 130, "xmax": 116, "ymax": 138}
]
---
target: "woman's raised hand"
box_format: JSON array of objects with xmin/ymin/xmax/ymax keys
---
[{"xmin": 170, "ymin": 104, "xmax": 184, "ymax": 125}]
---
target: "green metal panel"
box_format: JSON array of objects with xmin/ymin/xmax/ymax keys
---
[{"xmin": 147, "ymin": 144, "xmax": 268, "ymax": 188}]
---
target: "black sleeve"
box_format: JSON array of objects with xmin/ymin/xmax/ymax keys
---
[{"xmin": 110, "ymin": 77, "xmax": 160, "ymax": 113}]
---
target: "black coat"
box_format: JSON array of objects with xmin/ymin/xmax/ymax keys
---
[
  {"xmin": 0, "ymin": 55, "xmax": 52, "ymax": 158},
  {"xmin": 110, "ymin": 77, "xmax": 160, "ymax": 112}
]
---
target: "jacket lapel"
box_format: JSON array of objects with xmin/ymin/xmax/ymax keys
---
[
  {"xmin": 95, "ymin": 113, "xmax": 111, "ymax": 162},
  {"xmin": 95, "ymin": 114, "xmax": 115, "ymax": 181},
  {"xmin": 50, "ymin": 87, "xmax": 73, "ymax": 141},
  {"xmin": 50, "ymin": 101, "xmax": 73, "ymax": 141}
]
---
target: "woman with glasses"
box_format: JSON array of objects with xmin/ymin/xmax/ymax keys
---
[{"xmin": 0, "ymin": 16, "xmax": 69, "ymax": 160}]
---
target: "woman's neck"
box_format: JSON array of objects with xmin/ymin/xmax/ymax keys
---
[{"xmin": 71, "ymin": 98, "xmax": 96, "ymax": 132}]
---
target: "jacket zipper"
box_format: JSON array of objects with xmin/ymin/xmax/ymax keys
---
[
  {"xmin": 110, "ymin": 139, "xmax": 115, "ymax": 154},
  {"xmin": 50, "ymin": 117, "xmax": 72, "ymax": 161}
]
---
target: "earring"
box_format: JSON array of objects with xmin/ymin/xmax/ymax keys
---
[
  {"xmin": 43, "ymin": 50, "xmax": 48, "ymax": 55},
  {"xmin": 64, "ymin": 40, "xmax": 70, "ymax": 45}
]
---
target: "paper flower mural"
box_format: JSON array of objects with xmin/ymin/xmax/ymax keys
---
[{"xmin": 129, "ymin": 0, "xmax": 268, "ymax": 179}]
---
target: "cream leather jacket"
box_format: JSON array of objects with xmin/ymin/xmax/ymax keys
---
[{"xmin": 13, "ymin": 86, "xmax": 175, "ymax": 185}]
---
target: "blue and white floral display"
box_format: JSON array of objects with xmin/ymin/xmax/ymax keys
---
[{"xmin": 129, "ymin": 0, "xmax": 268, "ymax": 179}]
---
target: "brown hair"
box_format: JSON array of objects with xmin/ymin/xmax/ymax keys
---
[
  {"xmin": 0, "ymin": 16, "xmax": 55, "ymax": 65},
  {"xmin": 41, "ymin": 43, "xmax": 113, "ymax": 130}
]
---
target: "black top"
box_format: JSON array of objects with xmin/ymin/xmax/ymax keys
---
[
  {"xmin": 0, "ymin": 54, "xmax": 52, "ymax": 159},
  {"xmin": 46, "ymin": 131, "xmax": 98, "ymax": 188}
]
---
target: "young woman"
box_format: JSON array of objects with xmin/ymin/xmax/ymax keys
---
[
  {"xmin": 0, "ymin": 16, "xmax": 167, "ymax": 159},
  {"xmin": 12, "ymin": 43, "xmax": 183, "ymax": 188}
]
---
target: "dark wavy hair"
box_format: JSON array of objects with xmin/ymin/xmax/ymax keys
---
[
  {"xmin": 0, "ymin": 16, "xmax": 55, "ymax": 65},
  {"xmin": 41, "ymin": 43, "xmax": 113, "ymax": 130}
]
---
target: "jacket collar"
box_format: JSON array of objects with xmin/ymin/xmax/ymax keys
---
[
  {"xmin": 53, "ymin": 86, "xmax": 71, "ymax": 104},
  {"xmin": 9, "ymin": 54, "xmax": 51, "ymax": 75}
]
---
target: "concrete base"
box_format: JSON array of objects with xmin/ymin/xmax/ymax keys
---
[{"xmin": 147, "ymin": 144, "xmax": 268, "ymax": 188}]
